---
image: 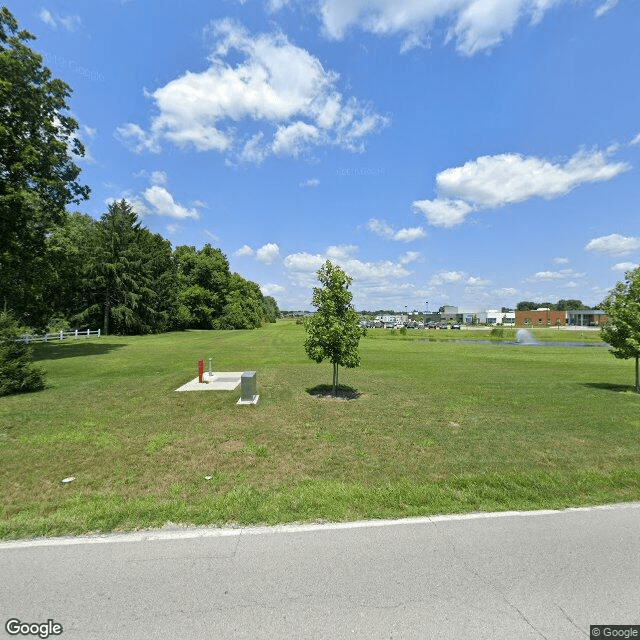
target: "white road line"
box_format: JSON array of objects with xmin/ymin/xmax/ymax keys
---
[{"xmin": 1, "ymin": 502, "xmax": 638, "ymax": 550}]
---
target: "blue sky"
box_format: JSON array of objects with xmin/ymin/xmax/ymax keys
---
[{"xmin": 12, "ymin": 0, "xmax": 640, "ymax": 311}]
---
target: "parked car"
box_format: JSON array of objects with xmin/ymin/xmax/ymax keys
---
[{"xmin": 451, "ymin": 324, "xmax": 461, "ymax": 330}]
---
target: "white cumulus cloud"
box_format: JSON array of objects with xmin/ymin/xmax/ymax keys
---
[
  {"xmin": 412, "ymin": 199, "xmax": 474, "ymax": 228},
  {"xmin": 234, "ymin": 245, "xmax": 255, "ymax": 257},
  {"xmin": 260, "ymin": 283, "xmax": 286, "ymax": 296},
  {"xmin": 611, "ymin": 262, "xmax": 639, "ymax": 272},
  {"xmin": 283, "ymin": 245, "xmax": 412, "ymax": 298},
  {"xmin": 436, "ymin": 149, "xmax": 629, "ymax": 208},
  {"xmin": 142, "ymin": 185, "xmax": 200, "ymax": 220},
  {"xmin": 585, "ymin": 234, "xmax": 640, "ymax": 256},
  {"xmin": 117, "ymin": 20, "xmax": 388, "ymax": 161},
  {"xmin": 429, "ymin": 271, "xmax": 465, "ymax": 286},
  {"xmin": 414, "ymin": 147, "xmax": 629, "ymax": 228},
  {"xmin": 527, "ymin": 269, "xmax": 585, "ymax": 282},
  {"xmin": 367, "ymin": 218, "xmax": 426, "ymax": 242},
  {"xmin": 256, "ymin": 243, "xmax": 281, "ymax": 264},
  {"xmin": 295, "ymin": 0, "xmax": 591, "ymax": 56}
]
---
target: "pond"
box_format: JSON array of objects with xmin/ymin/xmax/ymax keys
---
[{"xmin": 419, "ymin": 339, "xmax": 609, "ymax": 348}]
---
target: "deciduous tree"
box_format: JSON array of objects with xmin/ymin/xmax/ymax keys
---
[
  {"xmin": 0, "ymin": 7, "xmax": 89, "ymax": 322},
  {"xmin": 304, "ymin": 260, "xmax": 362, "ymax": 395},
  {"xmin": 600, "ymin": 267, "xmax": 640, "ymax": 393}
]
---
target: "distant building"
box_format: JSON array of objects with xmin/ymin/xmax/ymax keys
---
[
  {"xmin": 567, "ymin": 309, "xmax": 608, "ymax": 326},
  {"xmin": 516, "ymin": 308, "xmax": 567, "ymax": 327},
  {"xmin": 515, "ymin": 308, "xmax": 608, "ymax": 327},
  {"xmin": 441, "ymin": 306, "xmax": 458, "ymax": 321},
  {"xmin": 375, "ymin": 314, "xmax": 407, "ymax": 327},
  {"xmin": 477, "ymin": 310, "xmax": 515, "ymax": 325}
]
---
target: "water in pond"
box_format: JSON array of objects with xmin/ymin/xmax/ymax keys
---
[{"xmin": 418, "ymin": 337, "xmax": 608, "ymax": 348}]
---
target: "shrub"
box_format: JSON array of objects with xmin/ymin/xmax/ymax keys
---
[{"xmin": 0, "ymin": 312, "xmax": 45, "ymax": 396}]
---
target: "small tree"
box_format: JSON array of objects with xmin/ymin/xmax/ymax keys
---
[
  {"xmin": 600, "ymin": 267, "xmax": 640, "ymax": 393},
  {"xmin": 0, "ymin": 312, "xmax": 44, "ymax": 396},
  {"xmin": 304, "ymin": 260, "xmax": 362, "ymax": 395}
]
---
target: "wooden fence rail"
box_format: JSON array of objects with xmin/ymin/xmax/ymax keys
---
[{"xmin": 19, "ymin": 329, "xmax": 101, "ymax": 344}]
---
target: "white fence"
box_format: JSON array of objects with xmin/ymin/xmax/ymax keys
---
[{"xmin": 20, "ymin": 329, "xmax": 101, "ymax": 344}]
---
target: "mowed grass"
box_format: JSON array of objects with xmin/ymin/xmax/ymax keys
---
[{"xmin": 0, "ymin": 321, "xmax": 638, "ymax": 539}]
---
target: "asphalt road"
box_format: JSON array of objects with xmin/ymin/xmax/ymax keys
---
[{"xmin": 1, "ymin": 503, "xmax": 639, "ymax": 639}]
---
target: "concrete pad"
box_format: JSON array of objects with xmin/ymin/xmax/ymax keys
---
[
  {"xmin": 175, "ymin": 372, "xmax": 243, "ymax": 392},
  {"xmin": 236, "ymin": 395, "xmax": 259, "ymax": 405}
]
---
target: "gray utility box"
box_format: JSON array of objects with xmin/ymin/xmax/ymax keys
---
[{"xmin": 237, "ymin": 371, "xmax": 259, "ymax": 405}]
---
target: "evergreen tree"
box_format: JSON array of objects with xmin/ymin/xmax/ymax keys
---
[
  {"xmin": 76, "ymin": 200, "xmax": 162, "ymax": 336},
  {"xmin": 137, "ymin": 230, "xmax": 179, "ymax": 333},
  {"xmin": 0, "ymin": 311, "xmax": 44, "ymax": 396}
]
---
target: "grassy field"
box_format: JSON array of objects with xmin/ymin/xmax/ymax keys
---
[{"xmin": 1, "ymin": 321, "xmax": 638, "ymax": 540}]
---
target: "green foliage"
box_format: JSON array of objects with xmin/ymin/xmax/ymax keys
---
[
  {"xmin": 262, "ymin": 296, "xmax": 279, "ymax": 323},
  {"xmin": 556, "ymin": 299, "xmax": 589, "ymax": 311},
  {"xmin": 304, "ymin": 260, "xmax": 363, "ymax": 394},
  {"xmin": 69, "ymin": 200, "xmax": 180, "ymax": 336},
  {"xmin": 0, "ymin": 8, "xmax": 89, "ymax": 324},
  {"xmin": 490, "ymin": 327, "xmax": 516, "ymax": 341},
  {"xmin": 0, "ymin": 8, "xmax": 280, "ymax": 339},
  {"xmin": 216, "ymin": 274, "xmax": 264, "ymax": 329},
  {"xmin": 175, "ymin": 245, "xmax": 275, "ymax": 330},
  {"xmin": 517, "ymin": 299, "xmax": 589, "ymax": 312},
  {"xmin": 45, "ymin": 212, "xmax": 101, "ymax": 327},
  {"xmin": 0, "ymin": 311, "xmax": 44, "ymax": 396},
  {"xmin": 600, "ymin": 267, "xmax": 640, "ymax": 392}
]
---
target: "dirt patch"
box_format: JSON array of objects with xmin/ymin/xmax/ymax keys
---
[
  {"xmin": 306, "ymin": 384, "xmax": 362, "ymax": 401},
  {"xmin": 217, "ymin": 439, "xmax": 246, "ymax": 453}
]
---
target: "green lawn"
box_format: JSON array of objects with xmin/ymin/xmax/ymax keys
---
[{"xmin": 1, "ymin": 320, "xmax": 638, "ymax": 539}]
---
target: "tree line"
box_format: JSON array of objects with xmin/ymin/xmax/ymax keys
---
[
  {"xmin": 5, "ymin": 198, "xmax": 279, "ymax": 337},
  {"xmin": 0, "ymin": 7, "xmax": 277, "ymax": 337},
  {"xmin": 41, "ymin": 200, "xmax": 279, "ymax": 336},
  {"xmin": 515, "ymin": 300, "xmax": 593, "ymax": 311}
]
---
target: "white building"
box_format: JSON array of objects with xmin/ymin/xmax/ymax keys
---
[
  {"xmin": 375, "ymin": 314, "xmax": 408, "ymax": 327},
  {"xmin": 476, "ymin": 310, "xmax": 515, "ymax": 325}
]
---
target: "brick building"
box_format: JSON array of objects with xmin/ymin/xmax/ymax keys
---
[{"xmin": 515, "ymin": 309, "xmax": 567, "ymax": 327}]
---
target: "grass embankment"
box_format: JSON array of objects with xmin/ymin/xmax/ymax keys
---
[{"xmin": 0, "ymin": 321, "xmax": 638, "ymax": 539}]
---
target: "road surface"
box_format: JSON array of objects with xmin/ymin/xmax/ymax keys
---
[{"xmin": 1, "ymin": 503, "xmax": 639, "ymax": 639}]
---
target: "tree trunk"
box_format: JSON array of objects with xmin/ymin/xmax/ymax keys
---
[{"xmin": 332, "ymin": 362, "xmax": 338, "ymax": 396}]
